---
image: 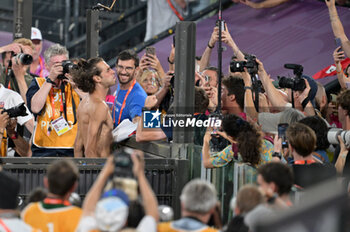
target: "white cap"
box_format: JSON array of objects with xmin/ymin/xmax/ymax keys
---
[{"xmin": 31, "ymin": 27, "xmax": 42, "ymax": 40}]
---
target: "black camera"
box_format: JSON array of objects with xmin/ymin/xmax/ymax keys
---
[
  {"xmin": 230, "ymin": 54, "xmax": 258, "ymax": 76},
  {"xmin": 113, "ymin": 148, "xmax": 134, "ymax": 179},
  {"xmin": 57, "ymin": 60, "xmax": 76, "ymax": 80},
  {"xmin": 278, "ymin": 64, "xmax": 306, "ymax": 91},
  {"xmin": 14, "ymin": 53, "xmax": 33, "ymax": 65},
  {"xmin": 2, "ymin": 103, "xmax": 28, "ymax": 118}
]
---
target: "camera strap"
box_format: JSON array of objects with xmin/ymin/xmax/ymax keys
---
[
  {"xmin": 60, "ymin": 83, "xmax": 77, "ymax": 125},
  {"xmin": 166, "ymin": 0, "xmax": 184, "ymax": 21},
  {"xmin": 252, "ymin": 75, "xmax": 260, "ymax": 112},
  {"xmin": 4, "ymin": 60, "xmax": 20, "ymax": 93}
]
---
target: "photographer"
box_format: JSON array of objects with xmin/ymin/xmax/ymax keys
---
[
  {"xmin": 202, "ymin": 114, "xmax": 273, "ymax": 175},
  {"xmin": 0, "ymin": 85, "xmax": 34, "ymax": 157},
  {"xmin": 0, "ymin": 38, "xmax": 35, "ymax": 104},
  {"xmin": 26, "ymin": 44, "xmax": 81, "ymax": 157},
  {"xmin": 76, "ymin": 151, "xmax": 158, "ymax": 232},
  {"xmin": 257, "ymin": 59, "xmax": 316, "ymax": 116}
]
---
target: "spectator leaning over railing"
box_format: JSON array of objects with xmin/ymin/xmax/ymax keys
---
[
  {"xmin": 26, "ymin": 44, "xmax": 81, "ymax": 157},
  {"xmin": 326, "ymin": 0, "xmax": 350, "ymax": 58},
  {"xmin": 202, "ymin": 114, "xmax": 273, "ymax": 179},
  {"xmin": 136, "ymin": 86, "xmax": 209, "ymax": 145},
  {"xmin": 21, "ymin": 159, "xmax": 82, "ymax": 232},
  {"xmin": 158, "ymin": 179, "xmax": 219, "ymax": 232},
  {"xmin": 76, "ymin": 151, "xmax": 159, "ymax": 232}
]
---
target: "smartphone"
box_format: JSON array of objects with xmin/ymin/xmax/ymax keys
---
[
  {"xmin": 278, "ymin": 123, "xmax": 289, "ymax": 148},
  {"xmin": 216, "ymin": 20, "xmax": 226, "ymax": 31},
  {"xmin": 145, "ymin": 46, "xmax": 156, "ymax": 56},
  {"xmin": 330, "ymin": 94, "xmax": 337, "ymax": 104},
  {"xmin": 335, "ymin": 38, "xmax": 343, "ymax": 52}
]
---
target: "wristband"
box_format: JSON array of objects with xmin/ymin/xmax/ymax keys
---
[
  {"xmin": 244, "ymin": 86, "xmax": 253, "ymax": 91},
  {"xmin": 207, "ymin": 42, "xmax": 214, "ymax": 49},
  {"xmin": 167, "ymin": 57, "xmax": 174, "ymax": 65},
  {"xmin": 46, "ymin": 77, "xmax": 56, "ymax": 85},
  {"xmin": 9, "ymin": 132, "xmax": 17, "ymax": 140},
  {"xmin": 142, "ymin": 107, "xmax": 150, "ymax": 112}
]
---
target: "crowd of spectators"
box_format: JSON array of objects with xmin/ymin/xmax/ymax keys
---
[{"xmin": 0, "ymin": 0, "xmax": 350, "ymax": 231}]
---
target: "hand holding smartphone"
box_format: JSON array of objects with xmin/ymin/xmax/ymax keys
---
[
  {"xmin": 335, "ymin": 38, "xmax": 343, "ymax": 52},
  {"xmin": 278, "ymin": 123, "xmax": 289, "ymax": 148}
]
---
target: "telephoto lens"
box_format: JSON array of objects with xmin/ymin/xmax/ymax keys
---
[{"xmin": 16, "ymin": 53, "xmax": 33, "ymax": 65}]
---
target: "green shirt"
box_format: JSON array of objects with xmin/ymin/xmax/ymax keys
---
[{"xmin": 0, "ymin": 69, "xmax": 33, "ymax": 94}]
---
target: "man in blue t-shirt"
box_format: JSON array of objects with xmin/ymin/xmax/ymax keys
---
[{"xmin": 113, "ymin": 50, "xmax": 147, "ymax": 127}]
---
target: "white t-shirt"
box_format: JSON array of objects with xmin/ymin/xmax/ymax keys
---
[
  {"xmin": 0, "ymin": 84, "xmax": 33, "ymax": 125},
  {"xmin": 142, "ymin": 0, "xmax": 188, "ymax": 41},
  {"xmin": 0, "ymin": 218, "xmax": 34, "ymax": 232},
  {"xmin": 76, "ymin": 215, "xmax": 157, "ymax": 232}
]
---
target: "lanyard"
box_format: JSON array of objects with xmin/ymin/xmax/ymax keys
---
[
  {"xmin": 43, "ymin": 198, "xmax": 70, "ymax": 206},
  {"xmin": 294, "ymin": 160, "xmax": 316, "ymax": 165},
  {"xmin": 166, "ymin": 0, "xmax": 184, "ymax": 21},
  {"xmin": 38, "ymin": 56, "xmax": 44, "ymax": 77},
  {"xmin": 50, "ymin": 88, "xmax": 63, "ymax": 120},
  {"xmin": 113, "ymin": 79, "xmax": 136, "ymax": 125},
  {"xmin": 49, "ymin": 84, "xmax": 77, "ymax": 125},
  {"xmin": 0, "ymin": 219, "xmax": 11, "ymax": 232}
]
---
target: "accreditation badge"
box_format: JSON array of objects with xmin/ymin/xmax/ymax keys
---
[{"xmin": 51, "ymin": 116, "xmax": 71, "ymax": 136}]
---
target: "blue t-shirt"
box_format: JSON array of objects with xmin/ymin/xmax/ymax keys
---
[{"xmin": 113, "ymin": 82, "xmax": 147, "ymax": 127}]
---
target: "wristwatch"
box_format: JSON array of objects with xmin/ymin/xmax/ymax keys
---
[
  {"xmin": 272, "ymin": 152, "xmax": 282, "ymax": 160},
  {"xmin": 267, "ymin": 193, "xmax": 279, "ymax": 204},
  {"xmin": 46, "ymin": 77, "xmax": 55, "ymax": 85}
]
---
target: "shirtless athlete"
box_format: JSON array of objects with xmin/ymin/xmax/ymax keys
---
[{"xmin": 71, "ymin": 57, "xmax": 116, "ymax": 157}]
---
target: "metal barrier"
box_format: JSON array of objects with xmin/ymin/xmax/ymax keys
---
[{"xmin": 0, "ymin": 157, "xmax": 189, "ymax": 218}]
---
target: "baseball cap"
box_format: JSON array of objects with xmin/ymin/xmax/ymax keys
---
[
  {"xmin": 95, "ymin": 189, "xmax": 129, "ymax": 231},
  {"xmin": 31, "ymin": 27, "xmax": 42, "ymax": 41}
]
